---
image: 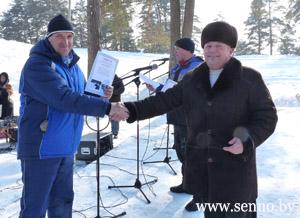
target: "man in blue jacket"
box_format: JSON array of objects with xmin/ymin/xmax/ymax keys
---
[
  {"xmin": 18, "ymin": 14, "xmax": 128, "ymax": 218},
  {"xmin": 146, "ymin": 37, "xmax": 203, "ymax": 211}
]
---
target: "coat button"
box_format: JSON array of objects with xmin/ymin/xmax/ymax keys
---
[
  {"xmin": 207, "ymin": 101, "xmax": 212, "ymax": 106},
  {"xmin": 208, "ymin": 158, "xmax": 213, "ymax": 163},
  {"xmin": 207, "ymin": 129, "xmax": 212, "ymax": 134}
]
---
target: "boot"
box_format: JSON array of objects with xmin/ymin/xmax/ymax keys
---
[
  {"xmin": 185, "ymin": 199, "xmax": 199, "ymax": 211},
  {"xmin": 170, "ymin": 183, "xmax": 185, "ymax": 193}
]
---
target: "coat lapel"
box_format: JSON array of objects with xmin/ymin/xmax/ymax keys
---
[{"xmin": 192, "ymin": 57, "xmax": 243, "ymax": 99}]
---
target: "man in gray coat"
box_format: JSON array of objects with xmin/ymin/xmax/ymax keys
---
[{"xmin": 121, "ymin": 21, "xmax": 278, "ymax": 217}]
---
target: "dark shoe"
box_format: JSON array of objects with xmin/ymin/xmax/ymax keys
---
[
  {"xmin": 185, "ymin": 199, "xmax": 198, "ymax": 212},
  {"xmin": 113, "ymin": 134, "xmax": 118, "ymax": 139},
  {"xmin": 170, "ymin": 183, "xmax": 185, "ymax": 193}
]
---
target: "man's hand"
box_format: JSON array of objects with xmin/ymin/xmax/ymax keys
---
[
  {"xmin": 223, "ymin": 137, "xmax": 244, "ymax": 155},
  {"xmin": 145, "ymin": 83, "xmax": 156, "ymax": 92},
  {"xmin": 102, "ymin": 85, "xmax": 114, "ymax": 99},
  {"xmin": 109, "ymin": 102, "xmax": 129, "ymax": 121}
]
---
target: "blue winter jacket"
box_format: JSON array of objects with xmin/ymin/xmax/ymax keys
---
[{"xmin": 18, "ymin": 38, "xmax": 109, "ymax": 160}]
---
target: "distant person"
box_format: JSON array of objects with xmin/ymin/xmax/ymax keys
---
[
  {"xmin": 17, "ymin": 14, "xmax": 128, "ymax": 218},
  {"xmin": 110, "ymin": 74, "xmax": 125, "ymax": 139},
  {"xmin": 0, "ymin": 72, "xmax": 14, "ymax": 119},
  {"xmin": 145, "ymin": 37, "xmax": 203, "ymax": 211},
  {"xmin": 121, "ymin": 21, "xmax": 278, "ymax": 217}
]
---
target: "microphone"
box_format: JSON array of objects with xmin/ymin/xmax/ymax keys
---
[
  {"xmin": 152, "ymin": 57, "xmax": 174, "ymax": 62},
  {"xmin": 132, "ymin": 64, "xmax": 158, "ymax": 72}
]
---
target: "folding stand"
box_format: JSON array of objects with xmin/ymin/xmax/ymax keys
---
[
  {"xmin": 108, "ymin": 76, "xmax": 157, "ymax": 203},
  {"xmin": 143, "ymin": 124, "xmax": 177, "ymax": 175}
]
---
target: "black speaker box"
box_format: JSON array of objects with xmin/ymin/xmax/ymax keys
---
[{"xmin": 76, "ymin": 132, "xmax": 113, "ymax": 161}]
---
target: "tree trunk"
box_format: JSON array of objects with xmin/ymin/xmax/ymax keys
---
[
  {"xmin": 268, "ymin": 2, "xmax": 273, "ymax": 55},
  {"xmin": 87, "ymin": 0, "xmax": 101, "ymax": 77},
  {"xmin": 170, "ymin": 0, "xmax": 181, "ymax": 68},
  {"xmin": 68, "ymin": 0, "xmax": 71, "ymax": 21},
  {"xmin": 182, "ymin": 0, "xmax": 195, "ymax": 38}
]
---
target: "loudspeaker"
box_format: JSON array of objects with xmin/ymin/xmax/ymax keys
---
[{"xmin": 76, "ymin": 132, "xmax": 113, "ymax": 161}]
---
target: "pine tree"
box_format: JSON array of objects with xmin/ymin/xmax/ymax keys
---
[
  {"xmin": 72, "ymin": 0, "xmax": 88, "ymax": 48},
  {"xmin": 0, "ymin": 0, "xmax": 28, "ymax": 43},
  {"xmin": 264, "ymin": 0, "xmax": 286, "ymax": 55},
  {"xmin": 235, "ymin": 40, "xmax": 256, "ymax": 55},
  {"xmin": 244, "ymin": 0, "xmax": 269, "ymax": 54},
  {"xmin": 288, "ymin": 0, "xmax": 300, "ymax": 22},
  {"xmin": 101, "ymin": 0, "xmax": 137, "ymax": 52},
  {"xmin": 278, "ymin": 7, "xmax": 297, "ymax": 54},
  {"xmin": 137, "ymin": 0, "xmax": 170, "ymax": 53},
  {"xmin": 0, "ymin": 0, "xmax": 68, "ymax": 44}
]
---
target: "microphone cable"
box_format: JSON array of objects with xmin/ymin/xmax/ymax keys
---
[
  {"xmin": 139, "ymin": 87, "xmax": 169, "ymax": 197},
  {"xmin": 73, "ymin": 164, "xmax": 128, "ymax": 218},
  {"xmin": 84, "ymin": 115, "xmax": 110, "ymax": 132}
]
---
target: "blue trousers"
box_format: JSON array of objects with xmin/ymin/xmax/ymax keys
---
[
  {"xmin": 110, "ymin": 119, "xmax": 120, "ymax": 135},
  {"xmin": 19, "ymin": 156, "xmax": 74, "ymax": 218}
]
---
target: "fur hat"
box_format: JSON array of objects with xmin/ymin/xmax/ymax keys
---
[
  {"xmin": 201, "ymin": 21, "xmax": 238, "ymax": 48},
  {"xmin": 47, "ymin": 14, "xmax": 74, "ymax": 38},
  {"xmin": 175, "ymin": 37, "xmax": 195, "ymax": 53}
]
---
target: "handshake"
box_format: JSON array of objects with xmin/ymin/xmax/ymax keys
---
[{"xmin": 109, "ymin": 102, "xmax": 129, "ymax": 121}]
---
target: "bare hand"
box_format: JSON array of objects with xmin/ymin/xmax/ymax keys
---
[
  {"xmin": 102, "ymin": 85, "xmax": 114, "ymax": 99},
  {"xmin": 109, "ymin": 102, "xmax": 129, "ymax": 121},
  {"xmin": 146, "ymin": 83, "xmax": 156, "ymax": 92},
  {"xmin": 223, "ymin": 137, "xmax": 244, "ymax": 155}
]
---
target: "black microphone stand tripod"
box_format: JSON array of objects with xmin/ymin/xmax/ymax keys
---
[
  {"xmin": 141, "ymin": 67, "xmax": 177, "ymax": 174},
  {"xmin": 143, "ymin": 124, "xmax": 177, "ymax": 175},
  {"xmin": 108, "ymin": 70, "xmax": 157, "ymax": 204}
]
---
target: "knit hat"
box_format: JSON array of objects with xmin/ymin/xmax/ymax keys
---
[
  {"xmin": 175, "ymin": 37, "xmax": 195, "ymax": 53},
  {"xmin": 47, "ymin": 14, "xmax": 74, "ymax": 38},
  {"xmin": 201, "ymin": 21, "xmax": 238, "ymax": 48}
]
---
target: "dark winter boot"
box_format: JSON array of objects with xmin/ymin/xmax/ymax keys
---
[
  {"xmin": 170, "ymin": 183, "xmax": 185, "ymax": 193},
  {"xmin": 185, "ymin": 199, "xmax": 199, "ymax": 211}
]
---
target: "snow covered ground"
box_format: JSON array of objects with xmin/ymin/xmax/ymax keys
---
[{"xmin": 0, "ymin": 38, "xmax": 299, "ymax": 217}]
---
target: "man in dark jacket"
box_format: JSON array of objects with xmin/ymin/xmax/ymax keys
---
[
  {"xmin": 122, "ymin": 21, "xmax": 278, "ymax": 217},
  {"xmin": 110, "ymin": 74, "xmax": 125, "ymax": 139},
  {"xmin": 18, "ymin": 14, "xmax": 128, "ymax": 218},
  {"xmin": 146, "ymin": 37, "xmax": 203, "ymax": 211}
]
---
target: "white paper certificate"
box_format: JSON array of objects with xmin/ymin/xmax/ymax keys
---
[
  {"xmin": 85, "ymin": 51, "xmax": 119, "ymax": 97},
  {"xmin": 138, "ymin": 73, "xmax": 160, "ymax": 89},
  {"xmin": 161, "ymin": 79, "xmax": 177, "ymax": 92}
]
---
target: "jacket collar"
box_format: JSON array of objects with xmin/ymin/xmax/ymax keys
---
[
  {"xmin": 192, "ymin": 57, "xmax": 243, "ymax": 99},
  {"xmin": 30, "ymin": 38, "xmax": 80, "ymax": 68}
]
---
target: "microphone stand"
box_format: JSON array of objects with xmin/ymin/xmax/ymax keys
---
[
  {"xmin": 143, "ymin": 124, "xmax": 177, "ymax": 174},
  {"xmin": 95, "ymin": 117, "xmax": 101, "ymax": 218},
  {"xmin": 151, "ymin": 71, "xmax": 169, "ymax": 81},
  {"xmin": 95, "ymin": 117, "xmax": 126, "ymax": 218},
  {"xmin": 141, "ymin": 65, "xmax": 176, "ymax": 174},
  {"xmin": 108, "ymin": 71, "xmax": 157, "ymax": 204}
]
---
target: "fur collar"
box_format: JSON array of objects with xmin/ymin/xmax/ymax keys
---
[{"xmin": 191, "ymin": 57, "xmax": 243, "ymax": 99}]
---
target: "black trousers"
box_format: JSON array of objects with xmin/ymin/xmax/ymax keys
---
[{"xmin": 173, "ymin": 125, "xmax": 187, "ymax": 176}]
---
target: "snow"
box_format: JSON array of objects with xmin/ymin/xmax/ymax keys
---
[{"xmin": 0, "ymin": 38, "xmax": 300, "ymax": 218}]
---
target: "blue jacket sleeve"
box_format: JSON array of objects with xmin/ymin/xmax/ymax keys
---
[{"xmin": 21, "ymin": 58, "xmax": 108, "ymax": 117}]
